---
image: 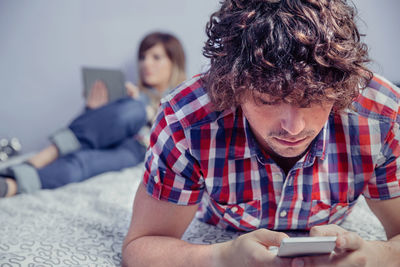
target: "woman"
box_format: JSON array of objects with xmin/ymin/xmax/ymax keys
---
[{"xmin": 0, "ymin": 32, "xmax": 186, "ymax": 197}]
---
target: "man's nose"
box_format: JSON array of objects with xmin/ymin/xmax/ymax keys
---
[{"xmin": 280, "ymin": 105, "xmax": 305, "ymax": 136}]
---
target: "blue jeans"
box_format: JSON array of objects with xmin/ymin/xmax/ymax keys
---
[{"xmin": 38, "ymin": 97, "xmax": 147, "ymax": 189}]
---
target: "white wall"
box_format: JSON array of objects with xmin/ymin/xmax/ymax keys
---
[
  {"xmin": 0, "ymin": 0, "xmax": 219, "ymax": 152},
  {"xmin": 0, "ymin": 0, "xmax": 399, "ymax": 153},
  {"xmin": 353, "ymin": 0, "xmax": 400, "ymax": 83}
]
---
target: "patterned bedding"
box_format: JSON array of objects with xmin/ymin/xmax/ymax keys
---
[{"xmin": 0, "ymin": 165, "xmax": 386, "ymax": 266}]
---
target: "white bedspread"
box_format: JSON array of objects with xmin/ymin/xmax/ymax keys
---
[{"xmin": 0, "ymin": 166, "xmax": 387, "ymax": 266}]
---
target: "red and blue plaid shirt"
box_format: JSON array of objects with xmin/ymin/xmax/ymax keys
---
[{"xmin": 143, "ymin": 74, "xmax": 400, "ymax": 232}]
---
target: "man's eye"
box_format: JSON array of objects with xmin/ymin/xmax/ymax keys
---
[
  {"xmin": 261, "ymin": 100, "xmax": 275, "ymax": 105},
  {"xmin": 258, "ymin": 98, "xmax": 276, "ymax": 105}
]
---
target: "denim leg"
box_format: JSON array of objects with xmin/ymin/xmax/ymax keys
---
[
  {"xmin": 68, "ymin": 97, "xmax": 147, "ymax": 150},
  {"xmin": 38, "ymin": 138, "xmax": 146, "ymax": 189}
]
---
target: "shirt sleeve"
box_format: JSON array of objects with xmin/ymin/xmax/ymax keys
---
[
  {"xmin": 142, "ymin": 101, "xmax": 205, "ymax": 205},
  {"xmin": 364, "ymin": 123, "xmax": 400, "ymax": 200}
]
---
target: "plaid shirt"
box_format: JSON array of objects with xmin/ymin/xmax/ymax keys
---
[{"xmin": 143, "ymin": 74, "xmax": 400, "ymax": 232}]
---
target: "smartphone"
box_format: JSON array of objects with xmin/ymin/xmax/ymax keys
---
[{"xmin": 271, "ymin": 236, "xmax": 337, "ymax": 257}]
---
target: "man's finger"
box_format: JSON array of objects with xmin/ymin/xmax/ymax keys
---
[
  {"xmin": 336, "ymin": 231, "xmax": 363, "ymax": 251},
  {"xmin": 250, "ymin": 228, "xmax": 289, "ymax": 247},
  {"xmin": 310, "ymin": 224, "xmax": 347, "ymax": 237}
]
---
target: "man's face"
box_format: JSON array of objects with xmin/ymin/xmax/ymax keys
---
[{"xmin": 241, "ymin": 93, "xmax": 334, "ymax": 159}]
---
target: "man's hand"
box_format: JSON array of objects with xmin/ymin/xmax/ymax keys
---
[
  {"xmin": 290, "ymin": 224, "xmax": 384, "ymax": 267},
  {"xmin": 213, "ymin": 229, "xmax": 291, "ymax": 267}
]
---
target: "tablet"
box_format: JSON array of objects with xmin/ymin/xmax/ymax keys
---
[{"xmin": 82, "ymin": 67, "xmax": 127, "ymax": 102}]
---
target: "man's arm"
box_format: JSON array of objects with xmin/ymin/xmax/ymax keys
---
[
  {"xmin": 298, "ymin": 197, "xmax": 400, "ymax": 266},
  {"xmin": 122, "ymin": 182, "xmax": 290, "ymax": 267},
  {"xmin": 366, "ymin": 197, "xmax": 400, "ymax": 265},
  {"xmin": 366, "ymin": 195, "xmax": 400, "ymax": 240},
  {"xmin": 122, "ymin": 182, "xmax": 207, "ymax": 267}
]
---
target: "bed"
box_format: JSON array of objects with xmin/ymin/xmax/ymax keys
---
[{"xmin": 0, "ymin": 165, "xmax": 387, "ymax": 266}]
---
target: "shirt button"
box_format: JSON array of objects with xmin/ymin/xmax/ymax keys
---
[
  {"xmin": 336, "ymin": 205, "xmax": 342, "ymax": 210},
  {"xmin": 280, "ymin": 210, "xmax": 287, "ymax": 217},
  {"xmin": 231, "ymin": 207, "xmax": 238, "ymax": 213},
  {"xmin": 154, "ymin": 175, "xmax": 159, "ymax": 183}
]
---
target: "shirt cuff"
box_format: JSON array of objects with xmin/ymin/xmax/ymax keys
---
[{"xmin": 143, "ymin": 174, "xmax": 203, "ymax": 205}]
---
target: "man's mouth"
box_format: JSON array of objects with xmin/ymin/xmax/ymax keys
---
[{"xmin": 273, "ymin": 137, "xmax": 308, "ymax": 146}]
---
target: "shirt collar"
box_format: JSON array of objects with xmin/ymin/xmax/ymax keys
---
[
  {"xmin": 312, "ymin": 118, "xmax": 329, "ymax": 160},
  {"xmin": 226, "ymin": 107, "xmax": 258, "ymax": 160},
  {"xmin": 300, "ymin": 119, "xmax": 329, "ymax": 168}
]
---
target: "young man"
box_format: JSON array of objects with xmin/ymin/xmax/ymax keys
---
[{"xmin": 122, "ymin": 0, "xmax": 400, "ymax": 266}]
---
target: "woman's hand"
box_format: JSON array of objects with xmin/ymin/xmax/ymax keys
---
[
  {"xmin": 125, "ymin": 81, "xmax": 140, "ymax": 99},
  {"xmin": 213, "ymin": 228, "xmax": 291, "ymax": 267},
  {"xmin": 86, "ymin": 80, "xmax": 109, "ymax": 109}
]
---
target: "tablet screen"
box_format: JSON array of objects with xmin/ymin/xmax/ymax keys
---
[{"xmin": 82, "ymin": 67, "xmax": 127, "ymax": 102}]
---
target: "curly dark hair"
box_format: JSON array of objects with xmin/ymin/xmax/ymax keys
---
[{"xmin": 203, "ymin": 0, "xmax": 373, "ymax": 111}]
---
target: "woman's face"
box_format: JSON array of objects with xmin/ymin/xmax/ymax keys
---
[{"xmin": 139, "ymin": 43, "xmax": 173, "ymax": 92}]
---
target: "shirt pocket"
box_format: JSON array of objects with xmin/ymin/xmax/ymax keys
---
[
  {"xmin": 307, "ymin": 199, "xmax": 357, "ymax": 229},
  {"xmin": 209, "ymin": 198, "xmax": 261, "ymax": 231}
]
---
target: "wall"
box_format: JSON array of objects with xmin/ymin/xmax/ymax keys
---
[
  {"xmin": 0, "ymin": 0, "xmax": 399, "ymax": 153},
  {"xmin": 353, "ymin": 0, "xmax": 400, "ymax": 83},
  {"xmin": 0, "ymin": 0, "xmax": 219, "ymax": 152}
]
